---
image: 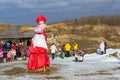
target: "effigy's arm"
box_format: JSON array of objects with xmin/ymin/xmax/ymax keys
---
[
  {"xmin": 20, "ymin": 27, "xmax": 34, "ymax": 32},
  {"xmin": 20, "ymin": 25, "xmax": 52, "ymax": 33}
]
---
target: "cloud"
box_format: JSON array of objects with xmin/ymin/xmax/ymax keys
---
[
  {"xmin": 0, "ymin": 0, "xmax": 116, "ymax": 12},
  {"xmin": 0, "ymin": 0, "xmax": 120, "ymax": 24},
  {"xmin": 111, "ymin": 0, "xmax": 120, "ymax": 10}
]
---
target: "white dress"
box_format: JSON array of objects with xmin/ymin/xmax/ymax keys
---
[{"xmin": 32, "ymin": 24, "xmax": 47, "ymax": 49}]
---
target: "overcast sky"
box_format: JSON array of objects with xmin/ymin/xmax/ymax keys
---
[{"xmin": 0, "ymin": 0, "xmax": 120, "ymax": 25}]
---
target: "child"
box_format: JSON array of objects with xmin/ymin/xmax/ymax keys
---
[
  {"xmin": 50, "ymin": 43, "xmax": 58, "ymax": 60},
  {"xmin": 61, "ymin": 52, "xmax": 65, "ymax": 59},
  {"xmin": 78, "ymin": 49, "xmax": 85, "ymax": 62},
  {"xmin": 60, "ymin": 45, "xmax": 65, "ymax": 59},
  {"xmin": 25, "ymin": 49, "xmax": 30, "ymax": 60},
  {"xmin": 11, "ymin": 48, "xmax": 16, "ymax": 61},
  {"xmin": 74, "ymin": 52, "xmax": 79, "ymax": 62},
  {"xmin": 0, "ymin": 49, "xmax": 3, "ymax": 63},
  {"xmin": 7, "ymin": 49, "xmax": 13, "ymax": 62},
  {"xmin": 74, "ymin": 48, "xmax": 85, "ymax": 62}
]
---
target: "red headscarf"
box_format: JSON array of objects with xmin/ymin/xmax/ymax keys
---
[{"xmin": 36, "ymin": 14, "xmax": 47, "ymax": 24}]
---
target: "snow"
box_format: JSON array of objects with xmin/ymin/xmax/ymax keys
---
[{"xmin": 0, "ymin": 48, "xmax": 120, "ymax": 80}]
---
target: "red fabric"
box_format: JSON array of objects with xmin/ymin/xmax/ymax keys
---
[
  {"xmin": 27, "ymin": 43, "xmax": 50, "ymax": 70},
  {"xmin": 36, "ymin": 15, "xmax": 47, "ymax": 24},
  {"xmin": 12, "ymin": 45, "xmax": 16, "ymax": 50},
  {"xmin": 41, "ymin": 31, "xmax": 47, "ymax": 41},
  {"xmin": 19, "ymin": 45, "xmax": 23, "ymax": 51},
  {"xmin": 0, "ymin": 42, "xmax": 3, "ymax": 46}
]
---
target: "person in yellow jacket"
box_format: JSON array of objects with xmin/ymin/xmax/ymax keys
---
[
  {"xmin": 73, "ymin": 42, "xmax": 79, "ymax": 61},
  {"xmin": 64, "ymin": 42, "xmax": 71, "ymax": 57},
  {"xmin": 73, "ymin": 42, "xmax": 78, "ymax": 52}
]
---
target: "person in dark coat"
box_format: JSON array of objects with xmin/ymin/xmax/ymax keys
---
[
  {"xmin": 16, "ymin": 44, "xmax": 21, "ymax": 58},
  {"xmin": 27, "ymin": 39, "xmax": 31, "ymax": 46}
]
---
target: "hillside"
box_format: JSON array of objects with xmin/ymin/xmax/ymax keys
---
[
  {"xmin": 46, "ymin": 22, "xmax": 120, "ymax": 53},
  {"xmin": 0, "ymin": 15, "xmax": 120, "ymax": 53},
  {"xmin": 0, "ymin": 23, "xmax": 13, "ymax": 34}
]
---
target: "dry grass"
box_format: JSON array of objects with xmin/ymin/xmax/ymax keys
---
[
  {"xmin": 48, "ymin": 22, "xmax": 65, "ymax": 28},
  {"xmin": 107, "ymin": 77, "xmax": 119, "ymax": 80},
  {"xmin": 46, "ymin": 24, "xmax": 120, "ymax": 53},
  {"xmin": 109, "ymin": 52, "xmax": 120, "ymax": 57},
  {"xmin": 3, "ymin": 67, "xmax": 26, "ymax": 76},
  {"xmin": 46, "ymin": 76, "xmax": 63, "ymax": 79},
  {"xmin": 26, "ymin": 67, "xmax": 58, "ymax": 75},
  {"xmin": 0, "ymin": 23, "xmax": 13, "ymax": 33},
  {"xmin": 75, "ymin": 70, "xmax": 112, "ymax": 76},
  {"xmin": 3, "ymin": 66, "xmax": 58, "ymax": 76}
]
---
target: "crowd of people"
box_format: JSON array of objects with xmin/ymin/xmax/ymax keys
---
[
  {"xmin": 0, "ymin": 39, "xmax": 86, "ymax": 63},
  {"xmin": 49, "ymin": 40, "xmax": 107, "ymax": 62},
  {"xmin": 0, "ymin": 39, "xmax": 106, "ymax": 63},
  {"xmin": 50, "ymin": 41, "xmax": 85, "ymax": 62},
  {"xmin": 0, "ymin": 40, "xmax": 30, "ymax": 63}
]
